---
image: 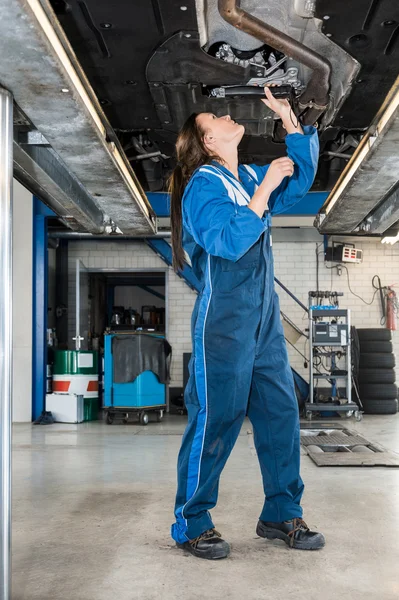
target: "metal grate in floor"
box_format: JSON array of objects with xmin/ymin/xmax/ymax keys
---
[
  {"xmin": 300, "ymin": 428, "xmax": 399, "ymax": 467},
  {"xmin": 300, "ymin": 429, "xmax": 369, "ymax": 447}
]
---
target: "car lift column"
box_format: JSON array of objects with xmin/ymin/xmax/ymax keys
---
[{"xmin": 0, "ymin": 87, "xmax": 13, "ymax": 600}]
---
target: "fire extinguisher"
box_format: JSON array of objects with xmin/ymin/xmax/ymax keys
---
[{"xmin": 386, "ymin": 288, "xmax": 397, "ymax": 331}]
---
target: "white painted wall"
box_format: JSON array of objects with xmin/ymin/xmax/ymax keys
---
[
  {"xmin": 67, "ymin": 237, "xmax": 399, "ymax": 389},
  {"xmin": 67, "ymin": 241, "xmax": 196, "ymax": 387},
  {"xmin": 274, "ymin": 239, "xmax": 399, "ymax": 383},
  {"xmin": 12, "ymin": 180, "xmax": 33, "ymax": 422}
]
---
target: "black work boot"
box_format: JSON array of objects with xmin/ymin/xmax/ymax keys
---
[
  {"xmin": 176, "ymin": 528, "xmax": 230, "ymax": 560},
  {"xmin": 257, "ymin": 518, "xmax": 325, "ymax": 550}
]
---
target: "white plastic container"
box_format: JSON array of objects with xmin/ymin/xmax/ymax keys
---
[{"xmin": 46, "ymin": 393, "xmax": 84, "ymax": 423}]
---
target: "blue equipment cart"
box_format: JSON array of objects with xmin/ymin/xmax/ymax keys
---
[{"xmin": 103, "ymin": 332, "xmax": 168, "ymax": 425}]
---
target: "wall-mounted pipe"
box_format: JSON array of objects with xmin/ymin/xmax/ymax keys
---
[{"xmin": 218, "ymin": 0, "xmax": 331, "ymax": 124}]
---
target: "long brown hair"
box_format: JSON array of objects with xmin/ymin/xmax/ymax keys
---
[{"xmin": 168, "ymin": 113, "xmax": 223, "ymax": 272}]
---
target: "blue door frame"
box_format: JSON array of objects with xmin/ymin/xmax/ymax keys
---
[{"xmin": 32, "ymin": 197, "xmax": 56, "ymax": 421}]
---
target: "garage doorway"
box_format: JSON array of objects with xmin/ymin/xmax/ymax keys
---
[
  {"xmin": 86, "ymin": 269, "xmax": 168, "ymax": 347},
  {"xmin": 46, "ymin": 263, "xmax": 169, "ymax": 418}
]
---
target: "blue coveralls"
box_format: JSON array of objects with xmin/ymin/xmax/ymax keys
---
[{"xmin": 172, "ymin": 125, "xmax": 319, "ymax": 543}]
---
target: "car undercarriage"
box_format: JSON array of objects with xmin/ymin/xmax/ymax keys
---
[{"xmin": 51, "ymin": 0, "xmax": 399, "ymax": 197}]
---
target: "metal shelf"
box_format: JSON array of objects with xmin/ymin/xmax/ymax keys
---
[
  {"xmin": 305, "ymin": 403, "xmax": 359, "ymax": 412},
  {"xmin": 314, "ymin": 373, "xmax": 348, "ymax": 379},
  {"xmin": 308, "ymin": 298, "xmax": 353, "ymax": 416},
  {"xmin": 310, "ymin": 309, "xmax": 348, "ymax": 317},
  {"xmin": 312, "ymin": 342, "xmax": 348, "ymax": 347}
]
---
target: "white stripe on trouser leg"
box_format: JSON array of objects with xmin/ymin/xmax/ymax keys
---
[{"xmin": 181, "ymin": 254, "xmax": 213, "ymax": 531}]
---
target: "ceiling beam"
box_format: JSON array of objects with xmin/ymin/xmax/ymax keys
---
[
  {"xmin": 316, "ymin": 76, "xmax": 399, "ymax": 235},
  {"xmin": 365, "ymin": 185, "xmax": 399, "ymax": 234},
  {"xmin": 0, "ymin": 0, "xmax": 156, "ymax": 234},
  {"xmin": 13, "ymin": 138, "xmax": 105, "ymax": 232}
]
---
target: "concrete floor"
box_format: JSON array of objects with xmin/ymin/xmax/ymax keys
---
[{"xmin": 12, "ymin": 414, "xmax": 399, "ymax": 600}]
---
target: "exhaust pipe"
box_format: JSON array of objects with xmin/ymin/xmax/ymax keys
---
[{"xmin": 218, "ymin": 0, "xmax": 331, "ymax": 124}]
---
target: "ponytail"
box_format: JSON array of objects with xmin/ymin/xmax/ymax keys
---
[
  {"xmin": 168, "ymin": 113, "xmax": 223, "ymax": 274},
  {"xmin": 169, "ymin": 164, "xmax": 188, "ymax": 272}
]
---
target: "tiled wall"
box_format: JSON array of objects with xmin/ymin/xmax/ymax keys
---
[
  {"xmin": 274, "ymin": 239, "xmax": 399, "ymax": 382},
  {"xmin": 67, "ymin": 241, "xmax": 197, "ymax": 388},
  {"xmin": 13, "ymin": 181, "xmax": 33, "ymax": 422},
  {"xmin": 67, "ymin": 238, "xmax": 399, "ymax": 389}
]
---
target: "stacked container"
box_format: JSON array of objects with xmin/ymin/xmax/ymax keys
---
[
  {"xmin": 358, "ymin": 329, "xmax": 398, "ymax": 414},
  {"xmin": 52, "ymin": 350, "xmax": 99, "ymax": 421}
]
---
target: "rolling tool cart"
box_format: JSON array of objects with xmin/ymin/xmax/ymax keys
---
[
  {"xmin": 305, "ymin": 291, "xmax": 362, "ymax": 421},
  {"xmin": 103, "ymin": 332, "xmax": 170, "ymax": 425}
]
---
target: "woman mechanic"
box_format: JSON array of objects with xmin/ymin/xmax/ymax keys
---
[{"xmin": 168, "ymin": 87, "xmax": 325, "ymax": 560}]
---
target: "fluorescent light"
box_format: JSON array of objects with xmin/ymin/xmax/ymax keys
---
[
  {"xmin": 108, "ymin": 142, "xmax": 151, "ymax": 218},
  {"xmin": 105, "ymin": 224, "xmax": 123, "ymax": 235},
  {"xmin": 27, "ymin": 0, "xmax": 152, "ymax": 221},
  {"xmin": 325, "ymin": 140, "xmax": 374, "ymax": 215},
  {"xmin": 324, "ymin": 75, "xmax": 399, "ymax": 216},
  {"xmin": 381, "ymin": 231, "xmax": 399, "ymax": 245},
  {"xmin": 376, "ymin": 82, "xmax": 399, "ymax": 135},
  {"xmin": 27, "ymin": 0, "xmax": 106, "ymax": 137}
]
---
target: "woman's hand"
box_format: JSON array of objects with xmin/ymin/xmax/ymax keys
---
[
  {"xmin": 261, "ymin": 86, "xmax": 303, "ymax": 134},
  {"xmin": 261, "ymin": 87, "xmax": 291, "ymax": 118},
  {"xmin": 248, "ymin": 156, "xmax": 294, "ymax": 216},
  {"xmin": 261, "ymin": 157, "xmax": 294, "ymax": 193}
]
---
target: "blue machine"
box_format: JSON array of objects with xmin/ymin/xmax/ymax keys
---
[{"xmin": 103, "ymin": 333, "xmax": 167, "ymax": 425}]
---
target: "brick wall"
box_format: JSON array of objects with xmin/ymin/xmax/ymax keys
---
[
  {"xmin": 67, "ymin": 241, "xmax": 197, "ymax": 388},
  {"xmin": 273, "ymin": 239, "xmax": 399, "ymax": 382},
  {"xmin": 67, "ymin": 238, "xmax": 398, "ymax": 389}
]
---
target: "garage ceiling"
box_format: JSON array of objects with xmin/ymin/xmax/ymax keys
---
[
  {"xmin": 1, "ymin": 0, "xmax": 399, "ymax": 238},
  {"xmin": 0, "ymin": 0, "xmax": 157, "ymax": 234}
]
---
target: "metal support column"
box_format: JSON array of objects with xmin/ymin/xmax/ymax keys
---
[
  {"xmin": 32, "ymin": 198, "xmax": 55, "ymax": 421},
  {"xmin": 0, "ymin": 87, "xmax": 13, "ymax": 600}
]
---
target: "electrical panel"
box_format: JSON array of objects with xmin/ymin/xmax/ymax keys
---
[
  {"xmin": 313, "ymin": 322, "xmax": 348, "ymax": 345},
  {"xmin": 325, "ymin": 243, "xmax": 363, "ymax": 263},
  {"xmin": 342, "ymin": 246, "xmax": 363, "ymax": 263},
  {"xmin": 306, "ymin": 299, "xmax": 360, "ymax": 419}
]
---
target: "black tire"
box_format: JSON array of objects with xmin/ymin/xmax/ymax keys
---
[
  {"xmin": 361, "ymin": 398, "xmax": 398, "ymax": 415},
  {"xmin": 357, "ymin": 329, "xmax": 392, "ymax": 342},
  {"xmin": 351, "ymin": 326, "xmax": 360, "ymax": 380},
  {"xmin": 359, "ymin": 341, "xmax": 393, "ymax": 353},
  {"xmin": 359, "ymin": 353, "xmax": 396, "ymax": 369},
  {"xmin": 106, "ymin": 412, "xmax": 114, "ymax": 425},
  {"xmin": 358, "ymin": 368, "xmax": 396, "ymax": 384},
  {"xmin": 359, "ymin": 383, "xmax": 398, "ymax": 400}
]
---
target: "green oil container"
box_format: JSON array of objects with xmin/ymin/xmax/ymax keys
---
[{"xmin": 52, "ymin": 350, "xmax": 99, "ymax": 421}]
